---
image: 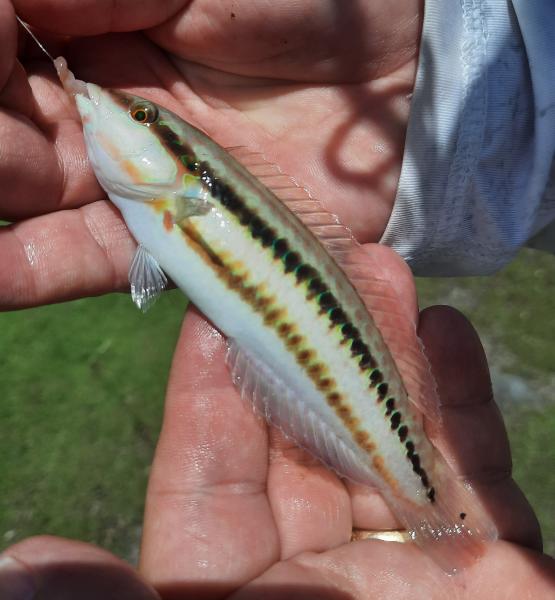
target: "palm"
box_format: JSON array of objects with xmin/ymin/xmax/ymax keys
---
[
  {"xmin": 1, "ymin": 0, "xmax": 418, "ymax": 307},
  {"xmin": 2, "ymin": 2, "xmax": 553, "ymax": 598},
  {"xmin": 139, "ymin": 257, "xmax": 549, "ymax": 599}
]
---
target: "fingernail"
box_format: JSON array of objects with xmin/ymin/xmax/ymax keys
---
[{"xmin": 0, "ymin": 556, "xmax": 36, "ymax": 600}]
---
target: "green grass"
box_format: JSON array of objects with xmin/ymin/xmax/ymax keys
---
[
  {"xmin": 417, "ymin": 249, "xmax": 555, "ymax": 378},
  {"xmin": 507, "ymin": 405, "xmax": 555, "ymax": 557},
  {"xmin": 0, "ymin": 291, "xmax": 186, "ymax": 559},
  {"xmin": 0, "ymin": 249, "xmax": 553, "ymax": 561}
]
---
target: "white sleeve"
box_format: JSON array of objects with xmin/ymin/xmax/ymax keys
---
[{"xmin": 381, "ymin": 0, "xmax": 555, "ymax": 276}]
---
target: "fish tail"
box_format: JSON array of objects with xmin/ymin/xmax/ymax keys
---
[{"xmin": 388, "ymin": 460, "xmax": 498, "ymax": 573}]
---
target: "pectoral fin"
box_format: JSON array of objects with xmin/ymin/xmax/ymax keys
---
[
  {"xmin": 169, "ymin": 175, "xmax": 214, "ymax": 223},
  {"xmin": 173, "ymin": 195, "xmax": 213, "ymax": 221},
  {"xmin": 129, "ymin": 244, "xmax": 167, "ymax": 312}
]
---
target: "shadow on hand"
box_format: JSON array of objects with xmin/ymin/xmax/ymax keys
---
[{"xmin": 156, "ymin": 581, "xmax": 354, "ymax": 600}]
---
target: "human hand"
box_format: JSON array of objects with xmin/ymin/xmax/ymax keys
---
[
  {"xmin": 3, "ymin": 2, "xmax": 553, "ymax": 596},
  {"xmin": 2, "ymin": 246, "xmax": 554, "ymax": 599},
  {"xmin": 1, "ymin": 0, "xmax": 419, "ymax": 309}
]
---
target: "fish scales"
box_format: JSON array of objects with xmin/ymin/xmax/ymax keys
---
[
  {"xmin": 40, "ymin": 52, "xmax": 496, "ymax": 572},
  {"xmin": 128, "ymin": 109, "xmax": 431, "ymax": 500}
]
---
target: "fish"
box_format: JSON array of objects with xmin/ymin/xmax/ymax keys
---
[{"xmin": 18, "ymin": 19, "xmax": 496, "ymax": 572}]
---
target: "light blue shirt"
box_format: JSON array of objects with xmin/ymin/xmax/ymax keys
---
[{"xmin": 382, "ymin": 0, "xmax": 555, "ymax": 275}]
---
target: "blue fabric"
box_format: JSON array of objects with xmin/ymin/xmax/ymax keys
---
[{"xmin": 381, "ymin": 0, "xmax": 555, "ymax": 275}]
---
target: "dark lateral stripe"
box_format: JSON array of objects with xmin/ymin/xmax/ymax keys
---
[
  {"xmin": 195, "ymin": 160, "xmax": 369, "ymax": 351},
  {"xmin": 179, "ymin": 220, "xmax": 384, "ymax": 454},
  {"xmin": 129, "ymin": 110, "xmax": 432, "ymax": 498},
  {"xmin": 194, "ymin": 160, "xmax": 432, "ymax": 497}
]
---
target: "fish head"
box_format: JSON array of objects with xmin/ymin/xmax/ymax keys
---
[{"xmin": 74, "ymin": 84, "xmax": 180, "ymax": 201}]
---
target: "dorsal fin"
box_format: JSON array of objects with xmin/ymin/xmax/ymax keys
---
[{"xmin": 226, "ymin": 147, "xmax": 441, "ymax": 423}]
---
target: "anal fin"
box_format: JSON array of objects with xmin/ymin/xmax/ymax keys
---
[{"xmin": 226, "ymin": 339, "xmax": 373, "ymax": 484}]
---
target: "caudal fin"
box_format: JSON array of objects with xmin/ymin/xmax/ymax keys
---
[{"xmin": 390, "ymin": 461, "xmax": 498, "ymax": 573}]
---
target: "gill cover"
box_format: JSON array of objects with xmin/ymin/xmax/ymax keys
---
[{"xmin": 74, "ymin": 85, "xmax": 179, "ymax": 200}]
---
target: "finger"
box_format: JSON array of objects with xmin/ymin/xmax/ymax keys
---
[
  {"xmin": 361, "ymin": 242, "xmax": 419, "ymax": 322},
  {"xmin": 14, "ymin": 0, "xmax": 188, "ymax": 35},
  {"xmin": 140, "ymin": 309, "xmax": 279, "ymax": 598},
  {"xmin": 0, "ymin": 2, "xmax": 70, "ymax": 219},
  {"xmin": 3, "ymin": 32, "xmax": 188, "ymax": 221},
  {"xmin": 0, "ymin": 3, "xmax": 67, "ymax": 220},
  {"xmin": 0, "ymin": 535, "xmax": 159, "ymax": 600},
  {"xmin": 234, "ymin": 539, "xmax": 441, "ymax": 599},
  {"xmin": 265, "ymin": 428, "xmax": 353, "ymax": 561},
  {"xmin": 0, "ymin": 59, "xmax": 35, "ymax": 115},
  {"xmin": 233, "ymin": 539, "xmax": 555, "ymax": 599},
  {"xmin": 0, "ymin": 201, "xmax": 135, "ymax": 309},
  {"xmin": 0, "ymin": 0, "xmax": 16, "ymax": 89},
  {"xmin": 0, "ymin": 100, "xmax": 68, "ymax": 220},
  {"xmin": 0, "ymin": 60, "xmax": 105, "ymax": 221},
  {"xmin": 346, "ymin": 480, "xmax": 399, "ymax": 530},
  {"xmin": 149, "ymin": 0, "xmax": 422, "ymax": 83},
  {"xmin": 418, "ymin": 306, "xmax": 542, "ymax": 551}
]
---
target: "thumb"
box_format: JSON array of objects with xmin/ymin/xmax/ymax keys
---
[{"xmin": 0, "ymin": 535, "xmax": 159, "ymax": 600}]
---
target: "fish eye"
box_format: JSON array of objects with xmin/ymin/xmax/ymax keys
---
[{"xmin": 129, "ymin": 102, "xmax": 159, "ymax": 125}]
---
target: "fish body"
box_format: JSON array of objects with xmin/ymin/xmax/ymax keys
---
[{"xmin": 55, "ymin": 59, "xmax": 496, "ymax": 571}]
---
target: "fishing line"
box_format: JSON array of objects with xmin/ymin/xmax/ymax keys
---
[{"xmin": 16, "ymin": 16, "xmax": 55, "ymax": 62}]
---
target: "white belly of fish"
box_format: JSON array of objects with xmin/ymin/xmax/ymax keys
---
[{"xmin": 113, "ymin": 195, "xmax": 426, "ymax": 500}]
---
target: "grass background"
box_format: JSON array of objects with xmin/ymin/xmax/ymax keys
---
[{"xmin": 0, "ymin": 249, "xmax": 553, "ymax": 561}]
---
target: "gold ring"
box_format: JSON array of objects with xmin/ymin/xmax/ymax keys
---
[{"xmin": 350, "ymin": 528, "xmax": 408, "ymax": 543}]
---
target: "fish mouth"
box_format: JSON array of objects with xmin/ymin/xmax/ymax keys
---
[
  {"xmin": 73, "ymin": 82, "xmax": 108, "ymax": 128},
  {"xmin": 74, "ymin": 87, "xmax": 96, "ymax": 124},
  {"xmin": 78, "ymin": 82, "xmax": 102, "ymax": 106},
  {"xmin": 54, "ymin": 56, "xmax": 90, "ymax": 98},
  {"xmin": 53, "ymin": 56, "xmax": 107, "ymax": 109}
]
